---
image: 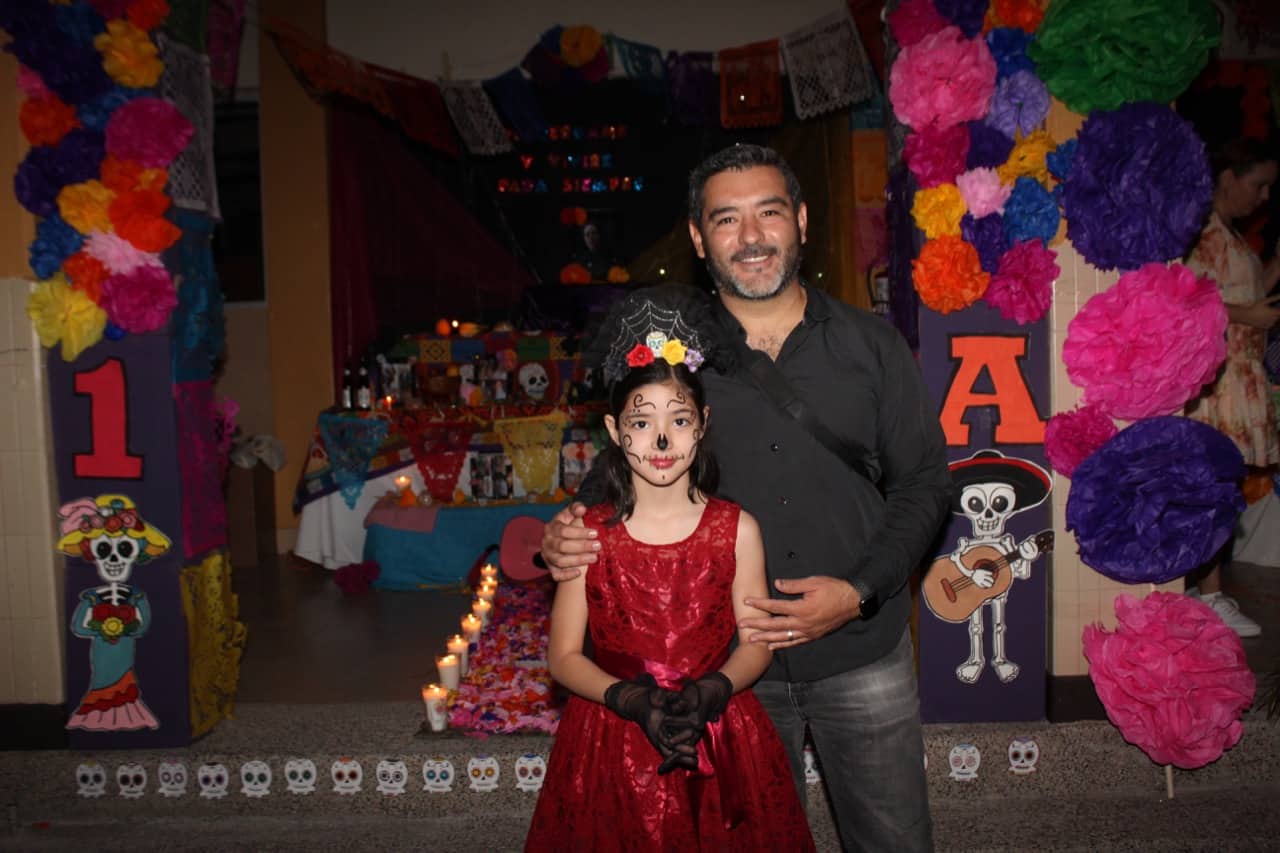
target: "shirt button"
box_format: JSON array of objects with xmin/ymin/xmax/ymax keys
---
[
  {"xmin": 779, "ymin": 496, "xmax": 789, "ymax": 506},
  {"xmin": 770, "ymin": 442, "xmax": 780, "ymax": 452}
]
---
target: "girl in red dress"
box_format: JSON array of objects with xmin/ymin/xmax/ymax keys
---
[{"xmin": 525, "ymin": 294, "xmax": 814, "ymax": 852}]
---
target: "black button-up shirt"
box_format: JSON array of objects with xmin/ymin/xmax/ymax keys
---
[{"xmin": 700, "ymin": 286, "xmax": 952, "ymax": 682}]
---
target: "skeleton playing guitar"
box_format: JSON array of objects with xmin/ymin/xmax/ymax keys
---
[{"xmin": 923, "ymin": 531, "xmax": 1054, "ymax": 623}]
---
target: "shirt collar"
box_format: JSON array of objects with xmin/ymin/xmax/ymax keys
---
[{"xmin": 711, "ymin": 280, "xmax": 830, "ymax": 339}]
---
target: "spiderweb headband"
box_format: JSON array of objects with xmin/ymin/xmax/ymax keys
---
[{"xmin": 586, "ymin": 285, "xmax": 728, "ymax": 386}]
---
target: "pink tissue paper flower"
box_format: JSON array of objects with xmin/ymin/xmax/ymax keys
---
[
  {"xmin": 1043, "ymin": 404, "xmax": 1117, "ymax": 477},
  {"xmin": 1063, "ymin": 263, "xmax": 1227, "ymax": 420},
  {"xmin": 889, "ymin": 26, "xmax": 997, "ymax": 131},
  {"xmin": 904, "ymin": 123, "xmax": 970, "ymax": 188},
  {"xmin": 17, "ymin": 65, "xmax": 51, "ymax": 98},
  {"xmin": 983, "ymin": 240, "xmax": 1059, "ymax": 324},
  {"xmin": 105, "ymin": 98, "xmax": 194, "ymax": 168},
  {"xmin": 888, "ymin": 0, "xmax": 950, "ymax": 49},
  {"xmin": 957, "ymin": 167, "xmax": 1012, "ymax": 218},
  {"xmin": 100, "ymin": 264, "xmax": 178, "ymax": 333},
  {"xmin": 84, "ymin": 230, "xmax": 161, "ymax": 276},
  {"xmin": 1083, "ymin": 591, "xmax": 1254, "ymax": 770}
]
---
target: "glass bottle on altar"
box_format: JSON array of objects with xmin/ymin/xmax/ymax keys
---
[
  {"xmin": 356, "ymin": 359, "xmax": 372, "ymax": 411},
  {"xmin": 341, "ymin": 362, "xmax": 354, "ymax": 410}
]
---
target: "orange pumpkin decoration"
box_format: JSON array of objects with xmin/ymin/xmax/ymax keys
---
[
  {"xmin": 559, "ymin": 263, "xmax": 592, "ymax": 285},
  {"xmin": 434, "ymin": 318, "xmax": 453, "ymax": 336}
]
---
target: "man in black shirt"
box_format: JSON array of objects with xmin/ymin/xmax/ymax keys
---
[{"xmin": 543, "ymin": 144, "xmax": 951, "ymax": 852}]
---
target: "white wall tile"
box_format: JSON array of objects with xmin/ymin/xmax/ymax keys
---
[
  {"xmin": 0, "ymin": 617, "xmax": 15, "ymax": 702},
  {"xmin": 5, "ymin": 535, "xmax": 30, "ymax": 623}
]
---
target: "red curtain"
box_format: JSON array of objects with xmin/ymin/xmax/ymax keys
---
[{"xmin": 327, "ymin": 105, "xmax": 534, "ymax": 394}]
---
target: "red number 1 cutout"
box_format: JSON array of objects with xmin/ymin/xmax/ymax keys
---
[{"xmin": 74, "ymin": 358, "xmax": 143, "ymax": 479}]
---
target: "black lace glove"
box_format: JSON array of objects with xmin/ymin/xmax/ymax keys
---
[
  {"xmin": 673, "ymin": 671, "xmax": 734, "ymax": 726},
  {"xmin": 604, "ymin": 673, "xmax": 698, "ymax": 773}
]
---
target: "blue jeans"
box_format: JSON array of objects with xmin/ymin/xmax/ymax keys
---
[{"xmin": 753, "ymin": 629, "xmax": 933, "ymax": 853}]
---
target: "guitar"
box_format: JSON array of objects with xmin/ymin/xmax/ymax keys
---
[{"xmin": 923, "ymin": 531, "xmax": 1054, "ymax": 623}]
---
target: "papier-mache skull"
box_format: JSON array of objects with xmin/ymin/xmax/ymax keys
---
[
  {"xmin": 959, "ymin": 483, "xmax": 1018, "ymax": 539},
  {"xmin": 948, "ymin": 744, "xmax": 981, "ymax": 782},
  {"xmin": 116, "ymin": 763, "xmax": 147, "ymax": 799},
  {"xmin": 513, "ymin": 754, "xmax": 546, "ymax": 792},
  {"xmin": 517, "ymin": 363, "xmax": 550, "ymax": 401},
  {"xmin": 467, "ymin": 755, "xmax": 500, "ymax": 792},
  {"xmin": 376, "ymin": 759, "xmax": 409, "ymax": 796},
  {"xmin": 76, "ymin": 761, "xmax": 107, "ymax": 798},
  {"xmin": 422, "ymin": 757, "xmax": 455, "ymax": 793},
  {"xmin": 197, "ymin": 763, "xmax": 230, "ymax": 799},
  {"xmin": 240, "ymin": 760, "xmax": 272, "ymax": 797},
  {"xmin": 283, "ymin": 758, "xmax": 317, "ymax": 795},
  {"xmin": 157, "ymin": 761, "xmax": 188, "ymax": 797},
  {"xmin": 331, "ymin": 757, "xmax": 363, "ymax": 795},
  {"xmin": 803, "ymin": 744, "xmax": 821, "ymax": 785},
  {"xmin": 1008, "ymin": 737, "xmax": 1040, "ymax": 775}
]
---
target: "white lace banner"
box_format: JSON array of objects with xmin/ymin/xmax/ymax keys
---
[
  {"xmin": 440, "ymin": 81, "xmax": 512, "ymax": 156},
  {"xmin": 160, "ymin": 34, "xmax": 221, "ymax": 219},
  {"xmin": 782, "ymin": 9, "xmax": 876, "ymax": 121}
]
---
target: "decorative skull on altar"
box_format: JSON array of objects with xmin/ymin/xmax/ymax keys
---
[
  {"xmin": 198, "ymin": 763, "xmax": 230, "ymax": 799},
  {"xmin": 157, "ymin": 761, "xmax": 188, "ymax": 797},
  {"xmin": 240, "ymin": 759, "xmax": 272, "ymax": 797},
  {"xmin": 331, "ymin": 757, "xmax": 363, "ymax": 795},
  {"xmin": 422, "ymin": 757, "xmax": 455, "ymax": 793},
  {"xmin": 76, "ymin": 761, "xmax": 107, "ymax": 798},
  {"xmin": 376, "ymin": 759, "xmax": 409, "ymax": 796},
  {"xmin": 116, "ymin": 763, "xmax": 147, "ymax": 799},
  {"xmin": 284, "ymin": 758, "xmax": 317, "ymax": 795},
  {"xmin": 517, "ymin": 363, "xmax": 551, "ymax": 401},
  {"xmin": 1008, "ymin": 737, "xmax": 1040, "ymax": 775},
  {"xmin": 513, "ymin": 753, "xmax": 546, "ymax": 793}
]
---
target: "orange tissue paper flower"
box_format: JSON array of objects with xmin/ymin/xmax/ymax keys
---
[
  {"xmin": 100, "ymin": 155, "xmax": 167, "ymax": 193},
  {"xmin": 127, "ymin": 0, "xmax": 171, "ymax": 31},
  {"xmin": 911, "ymin": 183, "xmax": 966, "ymax": 239},
  {"xmin": 109, "ymin": 189, "xmax": 180, "ymax": 253},
  {"xmin": 94, "ymin": 19, "xmax": 164, "ymax": 89},
  {"xmin": 997, "ymin": 130, "xmax": 1056, "ymax": 185},
  {"xmin": 993, "ymin": 0, "xmax": 1047, "ymax": 33},
  {"xmin": 62, "ymin": 251, "xmax": 109, "ymax": 303},
  {"xmin": 58, "ymin": 180, "xmax": 116, "ymax": 234},
  {"xmin": 912, "ymin": 235, "xmax": 990, "ymax": 314},
  {"xmin": 560, "ymin": 26, "xmax": 604, "ymax": 68},
  {"xmin": 20, "ymin": 96, "xmax": 79, "ymax": 146}
]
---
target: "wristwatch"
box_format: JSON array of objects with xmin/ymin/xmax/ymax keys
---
[{"xmin": 851, "ymin": 578, "xmax": 879, "ymax": 620}]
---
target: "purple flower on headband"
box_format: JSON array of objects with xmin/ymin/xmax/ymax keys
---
[{"xmin": 685, "ymin": 349, "xmax": 704, "ymax": 372}]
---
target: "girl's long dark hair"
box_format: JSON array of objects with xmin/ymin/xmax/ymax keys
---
[{"xmin": 599, "ymin": 360, "xmax": 718, "ymax": 524}]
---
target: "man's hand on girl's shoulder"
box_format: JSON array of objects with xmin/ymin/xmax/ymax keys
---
[{"xmin": 542, "ymin": 503, "xmax": 599, "ymax": 582}]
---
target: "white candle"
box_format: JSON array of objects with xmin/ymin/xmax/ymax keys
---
[
  {"xmin": 436, "ymin": 654, "xmax": 460, "ymax": 690},
  {"xmin": 461, "ymin": 613, "xmax": 482, "ymax": 642},
  {"xmin": 395, "ymin": 475, "xmax": 410, "ymax": 490},
  {"xmin": 421, "ymin": 684, "xmax": 448, "ymax": 732},
  {"xmin": 476, "ymin": 583, "xmax": 496, "ymax": 602},
  {"xmin": 471, "ymin": 597, "xmax": 493, "ymax": 627},
  {"xmin": 480, "ymin": 563, "xmax": 499, "ymax": 581},
  {"xmin": 447, "ymin": 634, "xmax": 469, "ymax": 676}
]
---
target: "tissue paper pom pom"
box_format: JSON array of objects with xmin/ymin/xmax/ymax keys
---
[
  {"xmin": 84, "ymin": 230, "xmax": 159, "ymax": 275},
  {"xmin": 88, "ymin": 0, "xmax": 132, "ymax": 18},
  {"xmin": 77, "ymin": 88, "xmax": 141, "ymax": 132},
  {"xmin": 984, "ymin": 240, "xmax": 1058, "ymax": 324},
  {"xmin": 19, "ymin": 95, "xmax": 80, "ymax": 146},
  {"xmin": 957, "ymin": 167, "xmax": 1011, "ymax": 218},
  {"xmin": 1064, "ymin": 263, "xmax": 1227, "ymax": 420},
  {"xmin": 94, "ymin": 19, "xmax": 163, "ymax": 89},
  {"xmin": 13, "ymin": 128, "xmax": 105, "ymax": 217},
  {"xmin": 890, "ymin": 26, "xmax": 997, "ymax": 131},
  {"xmin": 62, "ymin": 251, "xmax": 109, "ymax": 303},
  {"xmin": 1084, "ymin": 591, "xmax": 1254, "ymax": 770},
  {"xmin": 913, "ymin": 236, "xmax": 989, "ymax": 313},
  {"xmin": 1063, "ymin": 103, "xmax": 1212, "ymax": 271},
  {"xmin": 1067, "ymin": 416, "xmax": 1244, "ymax": 584},
  {"xmin": 28, "ymin": 215, "xmax": 84, "ymax": 280},
  {"xmin": 1044, "ymin": 405, "xmax": 1117, "ymax": 478},
  {"xmin": 100, "ymin": 155, "xmax": 167, "ymax": 193},
  {"xmin": 58, "ymin": 180, "xmax": 116, "ymax": 235},
  {"xmin": 54, "ymin": 1, "xmax": 106, "ymax": 43},
  {"xmin": 106, "ymin": 97, "xmax": 193, "ymax": 167},
  {"xmin": 993, "ymin": 0, "xmax": 1046, "ymax": 33},
  {"xmin": 1029, "ymin": 0, "xmax": 1219, "ymax": 114},
  {"xmin": 100, "ymin": 264, "xmax": 178, "ymax": 333},
  {"xmin": 904, "ymin": 124, "xmax": 970, "ymax": 188},
  {"xmin": 27, "ymin": 273, "xmax": 108, "ymax": 361},
  {"xmin": 997, "ymin": 129, "xmax": 1056, "ymax": 184},
  {"xmin": 888, "ymin": 0, "xmax": 949, "ymax": 48},
  {"xmin": 966, "ymin": 120, "xmax": 1015, "ymax": 169},
  {"xmin": 934, "ymin": 0, "xmax": 987, "ymax": 37},
  {"xmin": 1046, "ymin": 138, "xmax": 1077, "ymax": 182},
  {"xmin": 986, "ymin": 27, "xmax": 1035, "ymax": 79},
  {"xmin": 17, "ymin": 66, "xmax": 51, "ymax": 98},
  {"xmin": 126, "ymin": 0, "xmax": 170, "ymax": 31},
  {"xmin": 109, "ymin": 189, "xmax": 181, "ymax": 253},
  {"xmin": 1002, "ymin": 177, "xmax": 1059, "ymax": 247},
  {"xmin": 961, "ymin": 213, "xmax": 1008, "ymax": 273},
  {"xmin": 987, "ymin": 72, "xmax": 1050, "ymax": 141},
  {"xmin": 911, "ymin": 184, "xmax": 966, "ymax": 238}
]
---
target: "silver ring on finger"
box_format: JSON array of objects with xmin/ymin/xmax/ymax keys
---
[{"xmin": 787, "ymin": 629, "xmax": 795, "ymax": 641}]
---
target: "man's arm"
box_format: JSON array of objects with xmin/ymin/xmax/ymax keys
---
[{"xmin": 540, "ymin": 464, "xmax": 608, "ymax": 581}]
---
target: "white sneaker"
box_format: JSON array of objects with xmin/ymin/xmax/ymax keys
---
[{"xmin": 1195, "ymin": 590, "xmax": 1262, "ymax": 638}]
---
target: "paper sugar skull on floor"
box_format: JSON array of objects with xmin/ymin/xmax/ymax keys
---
[
  {"xmin": 117, "ymin": 763, "xmax": 147, "ymax": 798},
  {"xmin": 240, "ymin": 760, "xmax": 272, "ymax": 797},
  {"xmin": 948, "ymin": 744, "xmax": 981, "ymax": 782},
  {"xmin": 422, "ymin": 757, "xmax": 454, "ymax": 793},
  {"xmin": 56, "ymin": 495, "xmax": 171, "ymax": 732},
  {"xmin": 467, "ymin": 755, "xmax": 500, "ymax": 792},
  {"xmin": 157, "ymin": 761, "xmax": 188, "ymax": 797},
  {"xmin": 1008, "ymin": 737, "xmax": 1040, "ymax": 775},
  {"xmin": 513, "ymin": 754, "xmax": 546, "ymax": 792},
  {"xmin": 331, "ymin": 758, "xmax": 362, "ymax": 795},
  {"xmin": 376, "ymin": 759, "xmax": 409, "ymax": 796},
  {"xmin": 284, "ymin": 758, "xmax": 317, "ymax": 795},
  {"xmin": 198, "ymin": 763, "xmax": 229, "ymax": 799},
  {"xmin": 76, "ymin": 761, "xmax": 107, "ymax": 797},
  {"xmin": 803, "ymin": 744, "xmax": 821, "ymax": 785}
]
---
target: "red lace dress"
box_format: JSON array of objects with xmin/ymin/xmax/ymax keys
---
[{"xmin": 525, "ymin": 498, "xmax": 814, "ymax": 852}]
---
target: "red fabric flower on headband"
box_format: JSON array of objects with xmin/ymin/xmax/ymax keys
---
[{"xmin": 625, "ymin": 344, "xmax": 654, "ymax": 368}]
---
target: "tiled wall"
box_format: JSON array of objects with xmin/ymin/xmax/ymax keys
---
[{"xmin": 0, "ymin": 278, "xmax": 65, "ymax": 703}]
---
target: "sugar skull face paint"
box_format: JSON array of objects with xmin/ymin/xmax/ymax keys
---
[{"xmin": 605, "ymin": 381, "xmax": 705, "ymax": 490}]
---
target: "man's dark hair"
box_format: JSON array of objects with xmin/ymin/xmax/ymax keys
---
[{"xmin": 687, "ymin": 144, "xmax": 804, "ymax": 226}]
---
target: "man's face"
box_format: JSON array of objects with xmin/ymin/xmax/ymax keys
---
[{"xmin": 688, "ymin": 165, "xmax": 806, "ymax": 301}]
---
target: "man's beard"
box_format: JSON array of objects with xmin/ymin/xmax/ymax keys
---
[{"xmin": 703, "ymin": 236, "xmax": 803, "ymax": 302}]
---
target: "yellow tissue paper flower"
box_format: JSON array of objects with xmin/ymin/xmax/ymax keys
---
[
  {"xmin": 911, "ymin": 183, "xmax": 966, "ymax": 239},
  {"xmin": 660, "ymin": 339, "xmax": 688, "ymax": 367},
  {"xmin": 94, "ymin": 19, "xmax": 164, "ymax": 89},
  {"xmin": 998, "ymin": 129, "xmax": 1056, "ymax": 185},
  {"xmin": 58, "ymin": 180, "xmax": 115, "ymax": 234},
  {"xmin": 27, "ymin": 274, "xmax": 108, "ymax": 362}
]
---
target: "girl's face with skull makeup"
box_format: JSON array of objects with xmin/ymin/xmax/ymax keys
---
[{"xmin": 604, "ymin": 379, "xmax": 707, "ymax": 491}]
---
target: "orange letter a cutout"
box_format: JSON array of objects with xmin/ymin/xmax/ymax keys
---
[{"xmin": 939, "ymin": 336, "xmax": 1045, "ymax": 446}]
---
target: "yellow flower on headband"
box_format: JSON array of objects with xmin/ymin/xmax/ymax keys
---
[{"xmin": 661, "ymin": 339, "xmax": 688, "ymax": 367}]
